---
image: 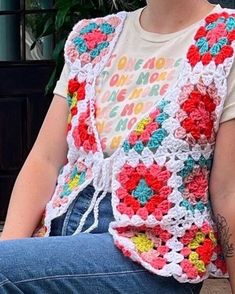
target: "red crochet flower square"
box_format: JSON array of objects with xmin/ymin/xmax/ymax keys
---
[{"xmin": 116, "ymin": 163, "xmax": 173, "ymax": 221}]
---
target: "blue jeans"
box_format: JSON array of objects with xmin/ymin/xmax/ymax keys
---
[{"xmin": 0, "ymin": 184, "xmax": 203, "ymax": 293}]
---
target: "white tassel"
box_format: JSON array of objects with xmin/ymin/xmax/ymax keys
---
[
  {"xmin": 72, "ymin": 189, "xmax": 100, "ymax": 235},
  {"xmin": 72, "ymin": 158, "xmax": 111, "ymax": 235},
  {"xmin": 83, "ymin": 190, "xmax": 107, "ymax": 233}
]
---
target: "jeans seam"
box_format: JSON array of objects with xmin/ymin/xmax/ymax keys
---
[
  {"xmin": 14, "ymin": 269, "xmax": 147, "ymax": 285},
  {"xmin": 61, "ymin": 196, "xmax": 78, "ymax": 236}
]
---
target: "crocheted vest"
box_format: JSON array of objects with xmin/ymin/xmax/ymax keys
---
[{"xmin": 32, "ymin": 9, "xmax": 235, "ymax": 283}]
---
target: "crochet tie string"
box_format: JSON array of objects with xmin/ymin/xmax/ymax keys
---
[{"xmin": 72, "ymin": 157, "xmax": 112, "ymax": 235}]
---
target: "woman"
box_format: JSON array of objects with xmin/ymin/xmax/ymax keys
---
[{"xmin": 1, "ymin": 0, "xmax": 235, "ymax": 293}]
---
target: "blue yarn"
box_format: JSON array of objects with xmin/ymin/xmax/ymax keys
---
[
  {"xmin": 180, "ymin": 199, "xmax": 188, "ymax": 208},
  {"xmin": 151, "ymin": 129, "xmax": 168, "ymax": 143},
  {"xmin": 195, "ymin": 202, "xmax": 206, "ymax": 212},
  {"xmin": 206, "ymin": 22, "xmax": 217, "ymax": 31},
  {"xmin": 217, "ymin": 37, "xmax": 228, "ymax": 47},
  {"xmin": 180, "ymin": 200, "xmax": 193, "ymax": 212},
  {"xmin": 147, "ymin": 139, "xmax": 160, "ymax": 150},
  {"xmin": 77, "ymin": 43, "xmax": 88, "ymax": 54},
  {"xmin": 178, "ymin": 167, "xmax": 190, "ymax": 178},
  {"xmin": 100, "ymin": 23, "xmax": 114, "ymax": 34},
  {"xmin": 71, "ymin": 167, "xmax": 78, "ymax": 178},
  {"xmin": 196, "ymin": 37, "xmax": 209, "ymax": 54},
  {"xmin": 132, "ymin": 179, "xmax": 153, "ymax": 205},
  {"xmin": 156, "ymin": 112, "xmax": 170, "ymax": 124},
  {"xmin": 217, "ymin": 17, "xmax": 226, "ymax": 23},
  {"xmin": 123, "ymin": 140, "xmax": 131, "ymax": 152},
  {"xmin": 178, "ymin": 156, "xmax": 195, "ymax": 177},
  {"xmin": 79, "ymin": 172, "xmax": 86, "ymax": 184},
  {"xmin": 226, "ymin": 16, "xmax": 235, "ymax": 32},
  {"xmin": 210, "ymin": 43, "xmax": 222, "ymax": 56},
  {"xmin": 134, "ymin": 141, "xmax": 145, "ymax": 153},
  {"xmin": 67, "ymin": 95, "xmax": 72, "ymax": 108},
  {"xmin": 97, "ymin": 41, "xmax": 109, "ymax": 51},
  {"xmin": 90, "ymin": 48, "xmax": 100, "ymax": 58},
  {"xmin": 73, "ymin": 37, "xmax": 85, "ymax": 46},
  {"xmin": 199, "ymin": 156, "xmax": 207, "ymax": 167},
  {"xmin": 185, "ymin": 156, "xmax": 195, "ymax": 169},
  {"xmin": 158, "ymin": 100, "xmax": 170, "ymax": 111},
  {"xmin": 61, "ymin": 185, "xmax": 71, "ymax": 197},
  {"xmin": 199, "ymin": 42, "xmax": 209, "ymax": 54},
  {"xmin": 80, "ymin": 22, "xmax": 99, "ymax": 34},
  {"xmin": 178, "ymin": 185, "xmax": 185, "ymax": 193}
]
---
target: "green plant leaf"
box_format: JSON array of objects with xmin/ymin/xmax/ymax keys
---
[
  {"xmin": 41, "ymin": 18, "xmax": 54, "ymax": 36},
  {"xmin": 52, "ymin": 38, "xmax": 67, "ymax": 60},
  {"xmin": 55, "ymin": 0, "xmax": 80, "ymax": 30},
  {"xmin": 55, "ymin": 6, "xmax": 71, "ymax": 30}
]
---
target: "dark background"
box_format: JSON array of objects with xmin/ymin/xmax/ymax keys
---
[{"xmin": 0, "ymin": 0, "xmax": 234, "ymax": 222}]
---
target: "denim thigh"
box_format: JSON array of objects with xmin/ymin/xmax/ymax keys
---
[
  {"xmin": 0, "ymin": 233, "xmax": 203, "ymax": 294},
  {"xmin": 0, "ymin": 185, "xmax": 204, "ymax": 293}
]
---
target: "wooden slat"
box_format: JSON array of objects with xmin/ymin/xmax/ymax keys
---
[{"xmin": 201, "ymin": 279, "xmax": 232, "ymax": 294}]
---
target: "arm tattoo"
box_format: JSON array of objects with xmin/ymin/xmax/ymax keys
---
[{"xmin": 215, "ymin": 214, "xmax": 234, "ymax": 258}]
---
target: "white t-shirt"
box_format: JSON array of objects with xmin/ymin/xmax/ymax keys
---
[{"xmin": 54, "ymin": 4, "xmax": 235, "ymax": 157}]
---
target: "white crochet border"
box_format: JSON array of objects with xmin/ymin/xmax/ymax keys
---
[{"xmin": 43, "ymin": 11, "xmax": 128, "ymax": 237}]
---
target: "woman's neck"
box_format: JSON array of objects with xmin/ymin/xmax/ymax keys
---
[{"xmin": 141, "ymin": 0, "xmax": 216, "ymax": 34}]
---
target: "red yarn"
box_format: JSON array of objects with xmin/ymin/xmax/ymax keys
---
[
  {"xmin": 201, "ymin": 52, "xmax": 213, "ymax": 65},
  {"xmin": 220, "ymin": 11, "xmax": 229, "ymax": 19},
  {"xmin": 68, "ymin": 79, "xmax": 86, "ymax": 100},
  {"xmin": 180, "ymin": 90, "xmax": 216, "ymax": 141},
  {"xmin": 124, "ymin": 195, "xmax": 141, "ymax": 212},
  {"xmin": 88, "ymin": 134, "xmax": 96, "ymax": 145},
  {"xmin": 194, "ymin": 26, "xmax": 207, "ymax": 41},
  {"xmin": 187, "ymin": 45, "xmax": 201, "ymax": 67},
  {"xmin": 228, "ymin": 30, "xmax": 235, "ymax": 42},
  {"xmin": 68, "ymin": 78, "xmax": 80, "ymax": 93},
  {"xmin": 205, "ymin": 13, "xmax": 219, "ymax": 24},
  {"xmin": 71, "ymin": 106, "xmax": 78, "ymax": 116},
  {"xmin": 67, "ymin": 123, "xmax": 72, "ymax": 132},
  {"xmin": 196, "ymin": 239, "xmax": 214, "ymax": 264},
  {"xmin": 77, "ymin": 82, "xmax": 86, "ymax": 100},
  {"xmin": 220, "ymin": 45, "xmax": 234, "ymax": 58}
]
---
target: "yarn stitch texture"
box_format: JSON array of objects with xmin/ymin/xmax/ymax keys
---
[{"xmin": 32, "ymin": 10, "xmax": 235, "ymax": 283}]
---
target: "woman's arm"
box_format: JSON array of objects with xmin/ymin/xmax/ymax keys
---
[
  {"xmin": 209, "ymin": 119, "xmax": 235, "ymax": 292},
  {"xmin": 1, "ymin": 95, "xmax": 69, "ymax": 240}
]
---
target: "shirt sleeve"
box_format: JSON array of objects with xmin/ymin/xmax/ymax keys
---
[
  {"xmin": 220, "ymin": 62, "xmax": 235, "ymax": 123},
  {"xmin": 53, "ymin": 63, "xmax": 70, "ymax": 99}
]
